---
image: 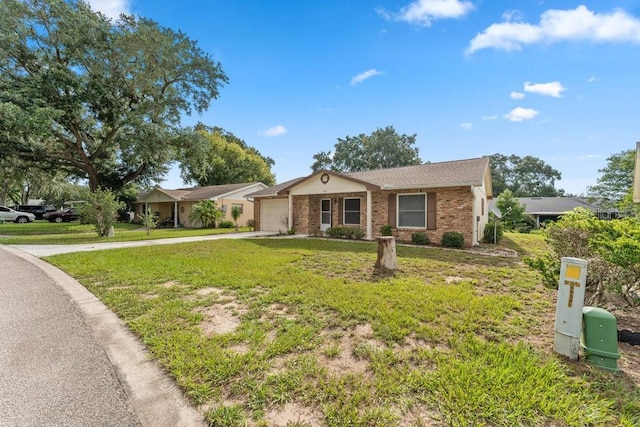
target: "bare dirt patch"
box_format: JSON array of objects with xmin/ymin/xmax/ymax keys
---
[
  {"xmin": 197, "ymin": 301, "xmax": 246, "ymax": 336},
  {"xmin": 321, "ymin": 334, "xmax": 368, "ymax": 376},
  {"xmin": 261, "ymin": 303, "xmax": 299, "ymax": 322},
  {"xmin": 228, "ymin": 343, "xmax": 250, "ymax": 355},
  {"xmin": 265, "ymin": 402, "xmax": 322, "ymax": 427},
  {"xmin": 318, "ymin": 323, "xmax": 387, "ymax": 376},
  {"xmin": 195, "ymin": 287, "xmax": 224, "ymax": 296},
  {"xmin": 398, "ymin": 404, "xmax": 440, "ymax": 426},
  {"xmin": 158, "ymin": 280, "xmax": 182, "ymax": 288}
]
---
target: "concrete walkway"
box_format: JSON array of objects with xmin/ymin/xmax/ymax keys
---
[
  {"xmin": 1, "ymin": 231, "xmax": 277, "ymax": 426},
  {"xmin": 9, "ymin": 230, "xmax": 277, "ymax": 257}
]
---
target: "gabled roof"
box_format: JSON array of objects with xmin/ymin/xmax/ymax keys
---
[
  {"xmin": 180, "ymin": 183, "xmax": 263, "ymax": 201},
  {"xmin": 246, "ymin": 177, "xmax": 306, "ymax": 198},
  {"xmin": 249, "ymin": 157, "xmax": 491, "ymax": 197},
  {"xmin": 138, "ymin": 183, "xmax": 265, "ymax": 202},
  {"xmin": 517, "ymin": 197, "xmax": 596, "ymax": 215},
  {"xmin": 487, "ymin": 197, "xmax": 612, "ymax": 216},
  {"xmin": 344, "ymin": 157, "xmax": 490, "ymax": 190}
]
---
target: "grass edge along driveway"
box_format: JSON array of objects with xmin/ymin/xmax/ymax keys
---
[{"xmin": 45, "ymin": 236, "xmax": 639, "ymax": 427}]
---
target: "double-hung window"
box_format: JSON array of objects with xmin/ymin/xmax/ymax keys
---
[
  {"xmin": 343, "ymin": 198, "xmax": 361, "ymax": 225},
  {"xmin": 398, "ymin": 194, "xmax": 426, "ymax": 228}
]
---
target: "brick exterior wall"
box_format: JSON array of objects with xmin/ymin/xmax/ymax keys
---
[
  {"xmin": 292, "ymin": 195, "xmax": 310, "ymax": 232},
  {"xmin": 389, "ymin": 187, "xmax": 475, "ymax": 246},
  {"xmin": 253, "ymin": 197, "xmax": 262, "ymax": 230},
  {"xmin": 257, "ymin": 186, "xmax": 476, "ymax": 246}
]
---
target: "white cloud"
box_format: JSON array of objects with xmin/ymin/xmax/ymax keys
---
[
  {"xmin": 502, "ymin": 10, "xmax": 524, "ymax": 22},
  {"xmin": 85, "ymin": 0, "xmax": 129, "ymax": 19},
  {"xmin": 350, "ymin": 69, "xmax": 383, "ymax": 86},
  {"xmin": 587, "ymin": 76, "xmax": 599, "ymax": 83},
  {"xmin": 482, "ymin": 115, "xmax": 498, "ymax": 121},
  {"xmin": 524, "ymin": 81, "xmax": 566, "ymax": 97},
  {"xmin": 261, "ymin": 125, "xmax": 287, "ymax": 137},
  {"xmin": 503, "ymin": 107, "xmax": 539, "ymax": 122},
  {"xmin": 510, "ymin": 91, "xmax": 525, "ymax": 99},
  {"xmin": 378, "ymin": 0, "xmax": 474, "ymax": 27},
  {"xmin": 467, "ymin": 5, "xmax": 640, "ymax": 54},
  {"xmin": 578, "ymin": 154, "xmax": 603, "ymax": 160},
  {"xmin": 460, "ymin": 122, "xmax": 472, "ymax": 130}
]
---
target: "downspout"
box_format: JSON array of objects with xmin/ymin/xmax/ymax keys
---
[
  {"xmin": 288, "ymin": 193, "xmax": 293, "ymax": 231},
  {"xmin": 472, "ymin": 186, "xmax": 478, "ymax": 245},
  {"xmin": 366, "ymin": 190, "xmax": 372, "ymax": 240}
]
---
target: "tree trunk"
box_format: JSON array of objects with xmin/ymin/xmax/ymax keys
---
[{"xmin": 375, "ymin": 236, "xmax": 397, "ymax": 271}]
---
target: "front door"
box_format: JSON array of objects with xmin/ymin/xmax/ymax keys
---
[{"xmin": 320, "ymin": 199, "xmax": 332, "ymax": 232}]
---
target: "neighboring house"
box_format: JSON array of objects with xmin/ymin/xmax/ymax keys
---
[
  {"xmin": 134, "ymin": 182, "xmax": 267, "ymax": 228},
  {"xmin": 489, "ymin": 197, "xmax": 621, "ymax": 228},
  {"xmin": 247, "ymin": 157, "xmax": 492, "ymax": 247}
]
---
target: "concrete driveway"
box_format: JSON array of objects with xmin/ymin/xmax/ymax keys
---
[{"xmin": 9, "ymin": 230, "xmax": 277, "ymax": 257}]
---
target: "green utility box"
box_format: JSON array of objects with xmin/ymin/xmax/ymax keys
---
[{"xmin": 581, "ymin": 306, "xmax": 620, "ymax": 372}]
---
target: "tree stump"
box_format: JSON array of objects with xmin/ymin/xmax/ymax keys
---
[{"xmin": 375, "ymin": 236, "xmax": 397, "ymax": 271}]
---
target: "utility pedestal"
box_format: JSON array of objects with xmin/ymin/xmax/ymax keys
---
[
  {"xmin": 581, "ymin": 307, "xmax": 621, "ymax": 372},
  {"xmin": 554, "ymin": 257, "xmax": 588, "ymax": 361}
]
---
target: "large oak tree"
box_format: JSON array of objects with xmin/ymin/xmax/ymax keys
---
[
  {"xmin": 178, "ymin": 126, "xmax": 276, "ymax": 186},
  {"xmin": 0, "ymin": 0, "xmax": 227, "ymax": 191},
  {"xmin": 489, "ymin": 154, "xmax": 562, "ymax": 197},
  {"xmin": 587, "ymin": 149, "xmax": 635, "ymax": 205},
  {"xmin": 311, "ymin": 126, "xmax": 421, "ymax": 172}
]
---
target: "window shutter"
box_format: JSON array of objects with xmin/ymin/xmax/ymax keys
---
[
  {"xmin": 427, "ymin": 192, "xmax": 436, "ymax": 230},
  {"xmin": 388, "ymin": 194, "xmax": 396, "ymax": 226},
  {"xmin": 337, "ymin": 197, "xmax": 343, "ymax": 226}
]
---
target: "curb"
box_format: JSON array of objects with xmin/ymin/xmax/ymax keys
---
[{"xmin": 3, "ymin": 246, "xmax": 206, "ymax": 427}]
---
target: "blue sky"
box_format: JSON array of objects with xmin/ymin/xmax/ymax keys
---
[{"xmin": 87, "ymin": 0, "xmax": 640, "ymax": 195}]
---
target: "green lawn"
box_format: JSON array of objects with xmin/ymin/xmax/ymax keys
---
[
  {"xmin": 0, "ymin": 221, "xmax": 252, "ymax": 244},
  {"xmin": 43, "ymin": 236, "xmax": 638, "ymax": 426}
]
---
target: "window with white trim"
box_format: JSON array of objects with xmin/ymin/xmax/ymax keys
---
[
  {"xmin": 398, "ymin": 194, "xmax": 426, "ymax": 228},
  {"xmin": 343, "ymin": 198, "xmax": 361, "ymax": 225}
]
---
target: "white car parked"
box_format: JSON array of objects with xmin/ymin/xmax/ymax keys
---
[{"xmin": 0, "ymin": 206, "xmax": 36, "ymax": 223}]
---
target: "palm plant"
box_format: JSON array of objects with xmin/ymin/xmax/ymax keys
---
[
  {"xmin": 231, "ymin": 205, "xmax": 241, "ymax": 231},
  {"xmin": 189, "ymin": 200, "xmax": 222, "ymax": 228}
]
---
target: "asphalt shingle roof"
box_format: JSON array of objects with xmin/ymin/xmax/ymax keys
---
[
  {"xmin": 344, "ymin": 157, "xmax": 490, "ymax": 189},
  {"xmin": 139, "ymin": 183, "xmax": 261, "ymax": 202},
  {"xmin": 517, "ymin": 197, "xmax": 595, "ymax": 214},
  {"xmin": 180, "ymin": 183, "xmax": 259, "ymax": 201},
  {"xmin": 249, "ymin": 157, "xmax": 490, "ymax": 197},
  {"xmin": 246, "ymin": 177, "xmax": 306, "ymax": 197}
]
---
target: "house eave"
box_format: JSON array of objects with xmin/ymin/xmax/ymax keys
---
[{"xmin": 380, "ymin": 181, "xmax": 482, "ymax": 191}]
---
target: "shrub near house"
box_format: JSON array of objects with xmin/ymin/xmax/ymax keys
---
[{"xmin": 526, "ymin": 208, "xmax": 640, "ymax": 307}]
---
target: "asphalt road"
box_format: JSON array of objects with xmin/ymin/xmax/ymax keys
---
[
  {"xmin": 0, "ymin": 246, "xmax": 206, "ymax": 426},
  {"xmin": 0, "ymin": 231, "xmax": 281, "ymax": 426},
  {"xmin": 0, "ymin": 247, "xmax": 140, "ymax": 426}
]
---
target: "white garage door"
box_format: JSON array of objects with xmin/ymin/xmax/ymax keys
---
[{"xmin": 260, "ymin": 198, "xmax": 289, "ymax": 231}]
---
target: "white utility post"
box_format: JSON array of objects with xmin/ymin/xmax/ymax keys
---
[{"xmin": 553, "ymin": 257, "xmax": 588, "ymax": 361}]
